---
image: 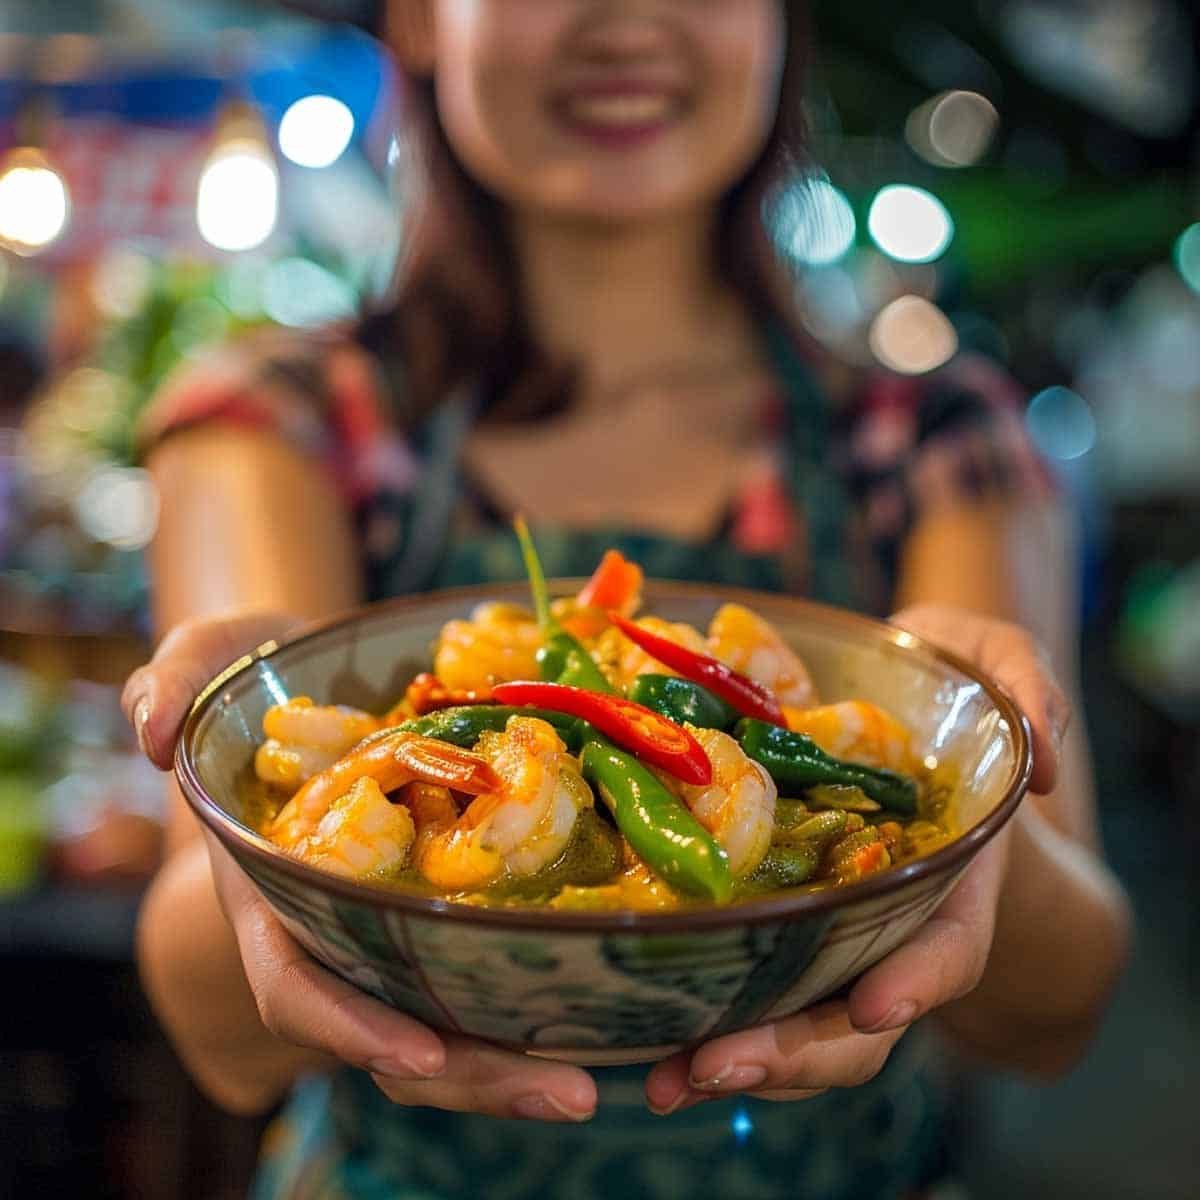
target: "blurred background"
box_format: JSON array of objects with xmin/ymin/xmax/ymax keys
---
[{"xmin": 0, "ymin": 1, "xmax": 1196, "ymax": 1197}]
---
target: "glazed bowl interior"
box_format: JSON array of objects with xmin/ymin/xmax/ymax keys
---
[{"xmin": 181, "ymin": 581, "xmax": 1029, "ymax": 927}]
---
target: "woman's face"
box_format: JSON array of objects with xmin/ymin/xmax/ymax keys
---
[{"xmin": 400, "ymin": 0, "xmax": 786, "ymax": 223}]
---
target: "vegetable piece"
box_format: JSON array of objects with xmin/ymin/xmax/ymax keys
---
[
  {"xmin": 627, "ymin": 674, "xmax": 739, "ymax": 731},
  {"xmin": 491, "ymin": 682, "xmax": 712, "ymax": 786},
  {"xmin": 514, "ymin": 516, "xmax": 614, "ymax": 693},
  {"xmin": 397, "ymin": 705, "xmax": 585, "ymax": 753},
  {"xmin": 580, "ymin": 734, "xmax": 731, "ymax": 902},
  {"xmin": 404, "ymin": 673, "xmax": 494, "ymax": 716},
  {"xmin": 827, "ymin": 828, "xmax": 891, "ymax": 883},
  {"xmin": 804, "ymin": 784, "xmax": 882, "ymax": 814},
  {"xmin": 608, "ymin": 612, "xmax": 786, "ymax": 725},
  {"xmin": 749, "ymin": 843, "xmax": 822, "ymax": 890},
  {"xmin": 773, "ymin": 808, "xmax": 849, "ymax": 849},
  {"xmin": 576, "ymin": 549, "xmax": 643, "ymax": 614},
  {"xmin": 736, "ymin": 718, "xmax": 919, "ymax": 815}
]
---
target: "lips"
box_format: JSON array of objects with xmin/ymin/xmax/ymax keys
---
[{"xmin": 551, "ymin": 79, "xmax": 687, "ymax": 145}]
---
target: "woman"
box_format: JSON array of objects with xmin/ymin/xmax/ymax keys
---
[{"xmin": 128, "ymin": 3, "xmax": 1131, "ymax": 1197}]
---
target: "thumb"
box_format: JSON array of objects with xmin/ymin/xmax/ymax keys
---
[{"xmin": 122, "ymin": 611, "xmax": 299, "ymax": 770}]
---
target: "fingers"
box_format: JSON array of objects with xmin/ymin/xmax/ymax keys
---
[
  {"xmin": 643, "ymin": 838, "xmax": 1009, "ymax": 1115},
  {"xmin": 846, "ymin": 835, "xmax": 1008, "ymax": 1035},
  {"xmin": 207, "ymin": 836, "xmax": 446, "ymax": 1081},
  {"xmin": 122, "ymin": 610, "xmax": 297, "ymax": 768},
  {"xmin": 207, "ymin": 838, "xmax": 596, "ymax": 1123},
  {"xmin": 373, "ymin": 1039, "xmax": 597, "ymax": 1123},
  {"xmin": 890, "ymin": 606, "xmax": 1071, "ymax": 794},
  {"xmin": 644, "ymin": 1002, "xmax": 906, "ymax": 1114}
]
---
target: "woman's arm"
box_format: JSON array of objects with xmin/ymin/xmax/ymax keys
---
[
  {"xmin": 135, "ymin": 425, "xmax": 599, "ymax": 1121},
  {"xmin": 643, "ymin": 496, "xmax": 1130, "ymax": 1113},
  {"xmin": 136, "ymin": 424, "xmax": 364, "ymax": 1109},
  {"xmin": 894, "ymin": 500, "xmax": 1131, "ymax": 1077}
]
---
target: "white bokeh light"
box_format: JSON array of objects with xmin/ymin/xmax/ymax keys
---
[
  {"xmin": 196, "ymin": 143, "xmax": 279, "ymax": 252},
  {"xmin": 0, "ymin": 158, "xmax": 70, "ymax": 253},
  {"xmin": 279, "ymin": 95, "xmax": 355, "ymax": 169},
  {"xmin": 868, "ymin": 185, "xmax": 954, "ymax": 264},
  {"xmin": 869, "ymin": 295, "xmax": 959, "ymax": 374}
]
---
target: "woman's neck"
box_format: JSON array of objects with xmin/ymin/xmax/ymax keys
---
[{"xmin": 510, "ymin": 207, "xmax": 761, "ymax": 396}]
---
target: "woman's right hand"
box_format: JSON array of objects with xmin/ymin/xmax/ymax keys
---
[{"xmin": 125, "ymin": 611, "xmax": 598, "ymax": 1123}]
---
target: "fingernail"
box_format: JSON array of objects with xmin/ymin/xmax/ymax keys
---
[
  {"xmin": 689, "ymin": 1064, "xmax": 768, "ymax": 1093},
  {"xmin": 860, "ymin": 1000, "xmax": 917, "ymax": 1034},
  {"xmin": 511, "ymin": 1093, "xmax": 592, "ymax": 1123},
  {"xmin": 649, "ymin": 1090, "xmax": 692, "ymax": 1117},
  {"xmin": 367, "ymin": 1054, "xmax": 444, "ymax": 1080},
  {"xmin": 133, "ymin": 696, "xmax": 154, "ymax": 759}
]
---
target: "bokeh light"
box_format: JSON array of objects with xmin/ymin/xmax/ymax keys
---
[
  {"xmin": 262, "ymin": 257, "xmax": 358, "ymax": 327},
  {"xmin": 278, "ymin": 95, "xmax": 355, "ymax": 169},
  {"xmin": 0, "ymin": 155, "xmax": 70, "ymax": 254},
  {"xmin": 73, "ymin": 466, "xmax": 160, "ymax": 550},
  {"xmin": 869, "ymin": 295, "xmax": 959, "ymax": 374},
  {"xmin": 196, "ymin": 142, "xmax": 279, "ymax": 252},
  {"xmin": 907, "ymin": 90, "xmax": 1000, "ymax": 168},
  {"xmin": 867, "ymin": 185, "xmax": 954, "ymax": 264},
  {"xmin": 1175, "ymin": 223, "xmax": 1200, "ymax": 294},
  {"xmin": 772, "ymin": 176, "xmax": 857, "ymax": 267},
  {"xmin": 1026, "ymin": 387, "xmax": 1097, "ymax": 460}
]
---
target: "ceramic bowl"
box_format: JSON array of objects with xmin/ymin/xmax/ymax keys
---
[{"xmin": 176, "ymin": 583, "xmax": 1030, "ymax": 1066}]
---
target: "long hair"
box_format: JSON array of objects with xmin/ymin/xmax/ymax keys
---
[{"xmin": 359, "ymin": 4, "xmax": 811, "ymax": 425}]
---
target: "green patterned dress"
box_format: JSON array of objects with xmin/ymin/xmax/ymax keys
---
[{"xmin": 141, "ymin": 320, "xmax": 1049, "ymax": 1200}]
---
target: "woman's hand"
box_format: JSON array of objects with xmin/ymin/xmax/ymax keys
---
[
  {"xmin": 644, "ymin": 605, "xmax": 1069, "ymax": 1114},
  {"xmin": 128, "ymin": 613, "xmax": 598, "ymax": 1122}
]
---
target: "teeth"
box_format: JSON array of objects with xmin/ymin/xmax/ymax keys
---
[{"xmin": 565, "ymin": 94, "xmax": 675, "ymax": 126}]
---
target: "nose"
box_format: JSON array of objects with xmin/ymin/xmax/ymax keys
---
[{"xmin": 574, "ymin": 8, "xmax": 675, "ymax": 64}]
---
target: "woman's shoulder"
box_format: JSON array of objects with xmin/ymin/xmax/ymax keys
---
[{"xmin": 136, "ymin": 323, "xmax": 415, "ymax": 506}]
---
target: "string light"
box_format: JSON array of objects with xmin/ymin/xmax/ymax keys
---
[
  {"xmin": 197, "ymin": 99, "xmax": 279, "ymax": 252},
  {"xmin": 0, "ymin": 146, "xmax": 70, "ymax": 255}
]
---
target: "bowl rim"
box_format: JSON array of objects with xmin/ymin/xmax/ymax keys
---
[{"xmin": 176, "ymin": 580, "xmax": 1033, "ymax": 933}]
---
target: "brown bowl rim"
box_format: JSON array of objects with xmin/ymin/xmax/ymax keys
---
[{"xmin": 176, "ymin": 580, "xmax": 1032, "ymax": 933}]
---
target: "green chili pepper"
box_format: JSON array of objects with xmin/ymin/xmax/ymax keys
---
[
  {"xmin": 627, "ymin": 674, "xmax": 739, "ymax": 731},
  {"xmin": 736, "ymin": 718, "xmax": 919, "ymax": 815},
  {"xmin": 580, "ymin": 733, "xmax": 732, "ymax": 903},
  {"xmin": 514, "ymin": 517, "xmax": 614, "ymax": 694},
  {"xmin": 398, "ymin": 705, "xmax": 584, "ymax": 752}
]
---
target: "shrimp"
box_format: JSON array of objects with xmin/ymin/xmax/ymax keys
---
[
  {"xmin": 433, "ymin": 602, "xmax": 543, "ymax": 692},
  {"xmin": 410, "ymin": 716, "xmax": 592, "ymax": 892},
  {"xmin": 254, "ymin": 697, "xmax": 382, "ymax": 793},
  {"xmin": 295, "ymin": 777, "xmax": 416, "ymax": 879},
  {"xmin": 783, "ymin": 701, "xmax": 916, "ymax": 774},
  {"xmin": 267, "ymin": 730, "xmax": 499, "ymax": 852},
  {"xmin": 599, "ymin": 616, "xmax": 709, "ymax": 691},
  {"xmin": 668, "ymin": 727, "xmax": 776, "ymax": 878},
  {"xmin": 707, "ymin": 603, "xmax": 817, "ymax": 708}
]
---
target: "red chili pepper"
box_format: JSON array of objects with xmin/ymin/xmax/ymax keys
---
[
  {"xmin": 490, "ymin": 681, "xmax": 712, "ymax": 786},
  {"xmin": 576, "ymin": 550, "xmax": 644, "ymax": 614},
  {"xmin": 607, "ymin": 612, "xmax": 787, "ymax": 726},
  {"xmin": 405, "ymin": 672, "xmax": 494, "ymax": 716}
]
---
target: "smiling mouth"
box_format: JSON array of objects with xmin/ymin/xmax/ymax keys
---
[{"xmin": 561, "ymin": 92, "xmax": 681, "ymax": 128}]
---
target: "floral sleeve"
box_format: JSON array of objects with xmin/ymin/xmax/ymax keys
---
[
  {"xmin": 840, "ymin": 353, "xmax": 1058, "ymax": 592},
  {"xmin": 134, "ymin": 326, "xmax": 417, "ymax": 507}
]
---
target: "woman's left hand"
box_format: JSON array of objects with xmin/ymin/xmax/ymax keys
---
[{"xmin": 643, "ymin": 604, "xmax": 1070, "ymax": 1114}]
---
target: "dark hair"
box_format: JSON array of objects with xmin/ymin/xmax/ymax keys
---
[{"xmin": 360, "ymin": 4, "xmax": 811, "ymax": 426}]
